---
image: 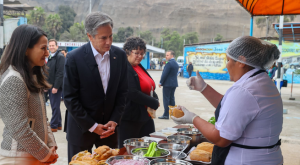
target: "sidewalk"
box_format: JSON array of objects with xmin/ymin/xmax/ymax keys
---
[{"xmin": 0, "ymin": 70, "xmax": 299, "ymax": 165}]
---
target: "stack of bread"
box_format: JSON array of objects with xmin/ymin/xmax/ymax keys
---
[
  {"xmin": 169, "ymin": 105, "xmax": 184, "ymax": 118},
  {"xmin": 69, "ymin": 145, "xmax": 119, "ymax": 165},
  {"xmin": 189, "ymin": 142, "xmax": 214, "ymax": 162}
]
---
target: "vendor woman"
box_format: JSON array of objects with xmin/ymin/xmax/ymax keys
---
[{"xmin": 172, "ymin": 36, "xmax": 283, "ymax": 165}]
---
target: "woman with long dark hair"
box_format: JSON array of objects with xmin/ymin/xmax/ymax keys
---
[{"xmin": 0, "ymin": 25, "xmax": 58, "ymax": 165}]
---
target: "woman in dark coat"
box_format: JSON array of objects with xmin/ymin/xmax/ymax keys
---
[{"xmin": 118, "ymin": 37, "xmax": 160, "ymax": 148}]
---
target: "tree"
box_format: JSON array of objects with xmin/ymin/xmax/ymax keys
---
[
  {"xmin": 140, "ymin": 30, "xmax": 154, "ymax": 44},
  {"xmin": 214, "ymin": 34, "xmax": 223, "ymax": 41},
  {"xmin": 158, "ymin": 28, "xmax": 184, "ymax": 58},
  {"xmin": 27, "ymin": 7, "xmax": 46, "ymax": 27},
  {"xmin": 59, "ymin": 22, "xmax": 88, "ymax": 42},
  {"xmin": 43, "ymin": 14, "xmax": 62, "ymax": 40},
  {"xmin": 125, "ymin": 27, "xmax": 134, "ymax": 38},
  {"xmin": 58, "ymin": 5, "xmax": 77, "ymax": 33},
  {"xmin": 115, "ymin": 27, "xmax": 134, "ymax": 42},
  {"xmin": 113, "ymin": 34, "xmax": 119, "ymax": 42},
  {"xmin": 183, "ymin": 32, "xmax": 199, "ymax": 44},
  {"xmin": 116, "ymin": 27, "xmax": 126, "ymax": 42}
]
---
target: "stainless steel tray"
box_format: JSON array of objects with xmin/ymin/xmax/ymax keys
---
[
  {"xmin": 149, "ymin": 158, "xmax": 193, "ymax": 165},
  {"xmin": 106, "ymin": 155, "xmax": 150, "ymax": 165}
]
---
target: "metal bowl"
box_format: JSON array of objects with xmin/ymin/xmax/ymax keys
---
[
  {"xmin": 168, "ymin": 150, "xmax": 187, "ymax": 159},
  {"xmin": 131, "ymin": 147, "xmax": 170, "ymax": 159},
  {"xmin": 167, "ymin": 135, "xmax": 192, "ymax": 145},
  {"xmin": 177, "ymin": 128, "xmax": 201, "ymax": 135},
  {"xmin": 106, "ymin": 155, "xmax": 150, "ymax": 165},
  {"xmin": 149, "ymin": 158, "xmax": 193, "ymax": 165},
  {"xmin": 157, "ymin": 143, "xmax": 185, "ymax": 151},
  {"xmin": 123, "ymin": 138, "xmax": 154, "ymax": 154}
]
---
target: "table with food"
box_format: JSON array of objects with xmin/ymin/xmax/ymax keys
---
[{"xmin": 69, "ymin": 105, "xmax": 215, "ymax": 165}]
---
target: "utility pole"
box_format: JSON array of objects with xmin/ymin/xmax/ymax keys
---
[
  {"xmin": 139, "ymin": 25, "xmax": 140, "ymax": 37},
  {"xmin": 89, "ymin": 0, "xmax": 92, "ymax": 13},
  {"xmin": 0, "ymin": 0, "xmax": 4, "ymax": 58},
  {"xmin": 265, "ymin": 16, "xmax": 269, "ymax": 38}
]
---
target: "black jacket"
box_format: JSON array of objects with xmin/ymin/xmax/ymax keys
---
[
  {"xmin": 188, "ymin": 64, "xmax": 194, "ymax": 72},
  {"xmin": 121, "ymin": 62, "xmax": 159, "ymax": 122},
  {"xmin": 63, "ymin": 43, "xmax": 128, "ymax": 146},
  {"xmin": 46, "ymin": 51, "xmax": 65, "ymax": 89}
]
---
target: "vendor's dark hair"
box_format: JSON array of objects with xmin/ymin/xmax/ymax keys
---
[
  {"xmin": 123, "ymin": 37, "xmax": 147, "ymax": 56},
  {"xmin": 0, "ymin": 24, "xmax": 51, "ymax": 93}
]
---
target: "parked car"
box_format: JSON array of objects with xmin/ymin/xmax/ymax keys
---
[{"xmin": 177, "ymin": 56, "xmax": 184, "ymax": 68}]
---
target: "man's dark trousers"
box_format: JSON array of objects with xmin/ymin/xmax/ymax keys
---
[
  {"xmin": 49, "ymin": 88, "xmax": 62, "ymax": 129},
  {"xmin": 163, "ymin": 87, "xmax": 176, "ymax": 117}
]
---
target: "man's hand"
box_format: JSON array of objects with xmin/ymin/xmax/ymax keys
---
[
  {"xmin": 93, "ymin": 124, "xmax": 108, "ymax": 137},
  {"xmin": 52, "ymin": 88, "xmax": 58, "ymax": 94},
  {"xmin": 101, "ymin": 121, "xmax": 117, "ymax": 139},
  {"xmin": 159, "ymin": 84, "xmax": 162, "ymax": 88}
]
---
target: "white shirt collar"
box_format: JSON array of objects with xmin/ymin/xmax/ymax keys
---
[
  {"xmin": 90, "ymin": 42, "xmax": 110, "ymax": 57},
  {"xmin": 50, "ymin": 51, "xmax": 56, "ymax": 57}
]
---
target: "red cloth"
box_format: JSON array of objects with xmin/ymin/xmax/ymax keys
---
[
  {"xmin": 132, "ymin": 65, "xmax": 155, "ymax": 96},
  {"xmin": 132, "ymin": 65, "xmax": 155, "ymax": 117}
]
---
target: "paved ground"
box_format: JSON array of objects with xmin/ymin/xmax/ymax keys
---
[{"xmin": 1, "ymin": 70, "xmax": 300, "ymax": 165}]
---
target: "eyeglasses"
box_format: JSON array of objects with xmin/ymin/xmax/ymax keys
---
[{"xmin": 131, "ymin": 51, "xmax": 145, "ymax": 57}]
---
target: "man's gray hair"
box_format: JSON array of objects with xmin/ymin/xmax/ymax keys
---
[{"xmin": 85, "ymin": 11, "xmax": 114, "ymax": 37}]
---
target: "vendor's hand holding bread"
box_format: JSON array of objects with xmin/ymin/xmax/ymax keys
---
[
  {"xmin": 186, "ymin": 71, "xmax": 207, "ymax": 92},
  {"xmin": 171, "ymin": 106, "xmax": 198, "ymax": 124}
]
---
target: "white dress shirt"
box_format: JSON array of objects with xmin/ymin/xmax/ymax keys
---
[
  {"xmin": 46, "ymin": 52, "xmax": 56, "ymax": 63},
  {"xmin": 89, "ymin": 43, "xmax": 111, "ymax": 133},
  {"xmin": 215, "ymin": 69, "xmax": 283, "ymax": 165}
]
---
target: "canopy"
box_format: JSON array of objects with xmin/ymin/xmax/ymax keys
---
[{"xmin": 235, "ymin": 0, "xmax": 300, "ymax": 16}]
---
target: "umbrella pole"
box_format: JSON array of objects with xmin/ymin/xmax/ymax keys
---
[
  {"xmin": 289, "ymin": 72, "xmax": 295, "ymax": 100},
  {"xmin": 250, "ymin": 16, "xmax": 253, "ymax": 36},
  {"xmin": 276, "ymin": 16, "xmax": 284, "ymax": 93}
]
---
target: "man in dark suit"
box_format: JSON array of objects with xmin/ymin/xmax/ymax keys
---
[
  {"xmin": 47, "ymin": 39, "xmax": 65, "ymax": 132},
  {"xmin": 158, "ymin": 50, "xmax": 179, "ymax": 119},
  {"xmin": 63, "ymin": 12, "xmax": 128, "ymax": 163}
]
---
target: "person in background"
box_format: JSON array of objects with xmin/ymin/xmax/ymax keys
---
[
  {"xmin": 63, "ymin": 12, "xmax": 128, "ymax": 163},
  {"xmin": 0, "ymin": 24, "xmax": 58, "ymax": 165},
  {"xmin": 60, "ymin": 49, "xmax": 67, "ymax": 101},
  {"xmin": 118, "ymin": 37, "xmax": 160, "ymax": 148},
  {"xmin": 268, "ymin": 62, "xmax": 277, "ymax": 79},
  {"xmin": 159, "ymin": 60, "xmax": 163, "ymax": 70},
  {"xmin": 172, "ymin": 36, "xmax": 283, "ymax": 165},
  {"xmin": 61, "ymin": 49, "xmax": 68, "ymax": 58},
  {"xmin": 187, "ymin": 62, "xmax": 194, "ymax": 77},
  {"xmin": 47, "ymin": 39, "xmax": 65, "ymax": 132},
  {"xmin": 273, "ymin": 63, "xmax": 284, "ymax": 89},
  {"xmin": 158, "ymin": 50, "xmax": 179, "ymax": 119}
]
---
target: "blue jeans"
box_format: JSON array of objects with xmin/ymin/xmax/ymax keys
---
[{"xmin": 163, "ymin": 87, "xmax": 176, "ymax": 117}]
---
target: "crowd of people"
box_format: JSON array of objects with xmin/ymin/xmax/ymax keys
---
[{"xmin": 0, "ymin": 11, "xmax": 284, "ymax": 165}]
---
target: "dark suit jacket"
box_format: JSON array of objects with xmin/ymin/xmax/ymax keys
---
[
  {"xmin": 160, "ymin": 58, "xmax": 179, "ymax": 87},
  {"xmin": 63, "ymin": 42, "xmax": 128, "ymax": 146},
  {"xmin": 46, "ymin": 51, "xmax": 65, "ymax": 89},
  {"xmin": 121, "ymin": 62, "xmax": 159, "ymax": 122}
]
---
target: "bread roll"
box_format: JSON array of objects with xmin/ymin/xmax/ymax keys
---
[
  {"xmin": 93, "ymin": 145, "xmax": 112, "ymax": 160},
  {"xmin": 196, "ymin": 142, "xmax": 214, "ymax": 153},
  {"xmin": 190, "ymin": 149, "xmax": 211, "ymax": 162},
  {"xmin": 169, "ymin": 108, "xmax": 184, "ymax": 118},
  {"xmin": 69, "ymin": 160, "xmax": 90, "ymax": 165}
]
